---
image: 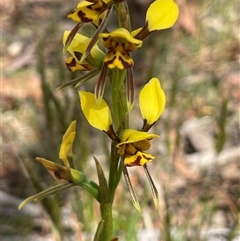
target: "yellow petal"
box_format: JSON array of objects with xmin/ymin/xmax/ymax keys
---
[
  {"xmin": 139, "ymin": 78, "xmax": 166, "ymax": 125},
  {"xmin": 79, "ymin": 91, "xmax": 112, "ymax": 132},
  {"xmin": 59, "ymin": 132, "xmax": 76, "ymax": 162},
  {"xmin": 146, "ymin": 0, "xmax": 179, "ymax": 31},
  {"xmin": 62, "ymin": 120, "xmax": 76, "ymax": 142},
  {"xmin": 116, "ymin": 129, "xmax": 158, "ymax": 147}
]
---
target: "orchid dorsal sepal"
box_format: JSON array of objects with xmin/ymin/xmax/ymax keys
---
[
  {"xmin": 79, "ymin": 91, "xmax": 113, "ymax": 132},
  {"xmin": 116, "ymin": 129, "xmax": 159, "ymax": 147},
  {"xmin": 139, "ymin": 78, "xmax": 166, "ymax": 127}
]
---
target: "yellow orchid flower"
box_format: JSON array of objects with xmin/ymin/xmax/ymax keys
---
[
  {"xmin": 64, "ymin": 0, "xmax": 115, "ymax": 57},
  {"xmin": 79, "ymin": 78, "xmax": 165, "ymax": 165},
  {"xmin": 99, "ymin": 0, "xmax": 178, "ymax": 70}
]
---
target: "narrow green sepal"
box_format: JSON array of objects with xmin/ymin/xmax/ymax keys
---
[
  {"xmin": 123, "ymin": 165, "xmax": 141, "ymax": 212},
  {"xmin": 64, "ymin": 22, "xmax": 84, "ymax": 53},
  {"xmin": 57, "ymin": 70, "xmax": 100, "ymax": 90},
  {"xmin": 143, "ymin": 164, "xmax": 159, "ymax": 209},
  {"xmin": 95, "ymin": 64, "xmax": 108, "ymax": 101},
  {"xmin": 93, "ymin": 220, "xmax": 105, "ymax": 241}
]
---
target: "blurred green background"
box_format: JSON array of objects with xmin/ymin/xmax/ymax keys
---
[{"xmin": 1, "ymin": 0, "xmax": 239, "ymax": 240}]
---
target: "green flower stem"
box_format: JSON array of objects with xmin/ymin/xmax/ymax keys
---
[
  {"xmin": 111, "ymin": 68, "xmax": 127, "ymax": 129},
  {"xmin": 80, "ymin": 177, "xmax": 100, "ymax": 201},
  {"xmin": 101, "ymin": 203, "xmax": 113, "ymax": 241},
  {"xmin": 101, "ymin": 2, "xmax": 131, "ymax": 240}
]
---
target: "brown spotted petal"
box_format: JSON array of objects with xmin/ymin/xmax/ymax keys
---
[
  {"xmin": 67, "ymin": 0, "xmax": 109, "ymax": 23},
  {"xmin": 124, "ymin": 150, "xmax": 155, "ymax": 166}
]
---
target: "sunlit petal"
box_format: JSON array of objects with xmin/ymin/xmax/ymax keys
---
[
  {"xmin": 79, "ymin": 91, "xmax": 112, "ymax": 131},
  {"xmin": 139, "ymin": 78, "xmax": 166, "ymax": 125},
  {"xmin": 146, "ymin": 0, "xmax": 179, "ymax": 31}
]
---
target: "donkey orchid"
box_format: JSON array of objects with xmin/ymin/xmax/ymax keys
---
[{"xmin": 79, "ymin": 77, "xmax": 165, "ymax": 159}]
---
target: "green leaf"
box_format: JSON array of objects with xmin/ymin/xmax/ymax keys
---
[
  {"xmin": 93, "ymin": 220, "xmax": 105, "ymax": 241},
  {"xmin": 93, "ymin": 156, "xmax": 110, "ymax": 204}
]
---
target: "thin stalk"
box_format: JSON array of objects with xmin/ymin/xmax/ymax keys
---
[{"xmin": 111, "ymin": 68, "xmax": 127, "ymax": 129}]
